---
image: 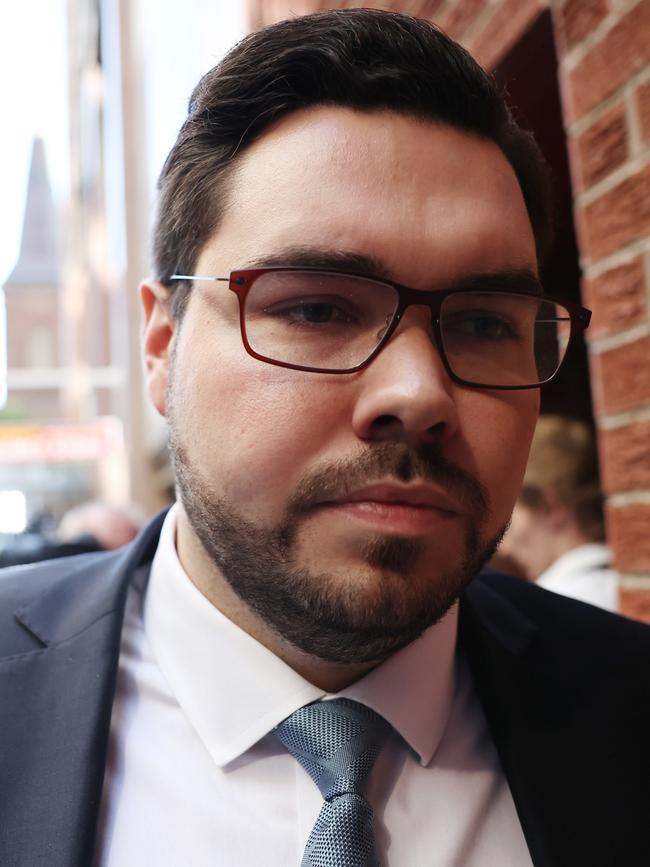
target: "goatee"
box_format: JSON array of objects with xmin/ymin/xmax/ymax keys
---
[{"xmin": 169, "ymin": 419, "xmax": 505, "ymax": 664}]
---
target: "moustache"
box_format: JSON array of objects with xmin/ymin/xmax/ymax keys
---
[{"xmin": 287, "ymin": 441, "xmax": 489, "ymax": 520}]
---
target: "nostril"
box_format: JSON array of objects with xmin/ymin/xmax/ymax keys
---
[{"xmin": 374, "ymin": 415, "xmax": 396, "ymax": 428}]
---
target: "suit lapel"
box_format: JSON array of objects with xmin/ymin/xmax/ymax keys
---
[
  {"xmin": 461, "ymin": 578, "xmax": 559, "ymax": 867},
  {"xmin": 5, "ymin": 533, "xmax": 642, "ymax": 865},
  {"xmin": 460, "ymin": 574, "xmax": 624, "ymax": 867},
  {"xmin": 0, "ymin": 513, "xmax": 165, "ymax": 867}
]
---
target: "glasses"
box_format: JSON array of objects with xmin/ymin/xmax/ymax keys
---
[{"xmin": 169, "ymin": 267, "xmax": 591, "ymax": 389}]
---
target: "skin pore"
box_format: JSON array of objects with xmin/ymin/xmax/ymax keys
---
[{"xmin": 141, "ymin": 107, "xmax": 540, "ymax": 691}]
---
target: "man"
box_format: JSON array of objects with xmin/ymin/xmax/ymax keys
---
[
  {"xmin": 1, "ymin": 10, "xmax": 648, "ymax": 867},
  {"xmin": 499, "ymin": 415, "xmax": 619, "ymax": 611}
]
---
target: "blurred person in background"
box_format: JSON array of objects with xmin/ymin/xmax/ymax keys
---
[
  {"xmin": 58, "ymin": 500, "xmax": 143, "ymax": 551},
  {"xmin": 0, "ymin": 10, "xmax": 649, "ymax": 867},
  {"xmin": 0, "ymin": 501, "xmax": 142, "ymax": 567},
  {"xmin": 499, "ymin": 415, "xmax": 618, "ymax": 611}
]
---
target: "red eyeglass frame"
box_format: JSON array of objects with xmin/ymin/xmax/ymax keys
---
[{"xmin": 169, "ymin": 267, "xmax": 592, "ymax": 389}]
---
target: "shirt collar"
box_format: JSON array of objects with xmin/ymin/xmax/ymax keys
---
[
  {"xmin": 340, "ymin": 604, "xmax": 457, "ymax": 766},
  {"xmin": 144, "ymin": 504, "xmax": 457, "ymax": 769},
  {"xmin": 536, "ymin": 543, "xmax": 611, "ymax": 589}
]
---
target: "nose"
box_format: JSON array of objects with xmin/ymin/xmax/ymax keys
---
[{"xmin": 351, "ymin": 310, "xmax": 459, "ymax": 446}]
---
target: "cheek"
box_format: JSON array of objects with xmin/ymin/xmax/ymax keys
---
[
  {"xmin": 225, "ymin": 383, "xmax": 350, "ymax": 511},
  {"xmin": 175, "ymin": 331, "xmax": 350, "ymax": 508},
  {"xmin": 458, "ymin": 390, "xmax": 538, "ymax": 524}
]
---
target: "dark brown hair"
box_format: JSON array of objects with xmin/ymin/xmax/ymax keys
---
[{"xmin": 153, "ymin": 8, "xmax": 553, "ymax": 319}]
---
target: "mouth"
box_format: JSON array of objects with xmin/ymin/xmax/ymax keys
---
[{"xmin": 319, "ymin": 483, "xmax": 462, "ymax": 536}]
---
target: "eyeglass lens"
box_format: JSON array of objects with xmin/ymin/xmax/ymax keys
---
[{"xmin": 242, "ymin": 270, "xmax": 571, "ymax": 386}]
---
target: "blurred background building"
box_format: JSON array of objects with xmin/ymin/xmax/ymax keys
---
[{"xmin": 1, "ymin": 0, "xmax": 648, "ymax": 617}]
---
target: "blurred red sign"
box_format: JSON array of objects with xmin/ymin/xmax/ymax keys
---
[{"xmin": 0, "ymin": 418, "xmax": 123, "ymax": 464}]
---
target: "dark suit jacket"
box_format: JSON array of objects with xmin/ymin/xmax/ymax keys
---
[{"xmin": 1, "ymin": 510, "xmax": 649, "ymax": 866}]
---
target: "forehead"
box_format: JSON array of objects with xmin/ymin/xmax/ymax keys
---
[{"xmin": 197, "ymin": 106, "xmax": 537, "ymax": 287}]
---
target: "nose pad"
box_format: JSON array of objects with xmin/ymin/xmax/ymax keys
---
[
  {"xmin": 375, "ymin": 313, "xmax": 395, "ymax": 343},
  {"xmin": 378, "ymin": 305, "xmax": 437, "ymax": 351},
  {"xmin": 352, "ymin": 321, "xmax": 459, "ymax": 445}
]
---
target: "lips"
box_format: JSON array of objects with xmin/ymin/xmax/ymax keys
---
[
  {"xmin": 314, "ymin": 482, "xmax": 464, "ymax": 537},
  {"xmin": 325, "ymin": 482, "xmax": 462, "ymax": 515}
]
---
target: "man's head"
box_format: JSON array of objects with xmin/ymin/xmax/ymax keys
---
[
  {"xmin": 141, "ymin": 9, "xmax": 551, "ymax": 678},
  {"xmin": 153, "ymin": 8, "xmax": 552, "ymax": 320},
  {"xmin": 499, "ymin": 415, "xmax": 605, "ymax": 581}
]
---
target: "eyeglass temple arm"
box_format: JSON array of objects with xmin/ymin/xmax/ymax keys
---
[{"xmin": 169, "ymin": 275, "xmax": 231, "ymax": 282}]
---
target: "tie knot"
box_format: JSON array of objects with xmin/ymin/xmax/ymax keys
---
[{"xmin": 274, "ymin": 698, "xmax": 391, "ymax": 801}]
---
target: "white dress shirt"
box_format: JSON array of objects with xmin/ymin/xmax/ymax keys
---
[
  {"xmin": 536, "ymin": 543, "xmax": 619, "ymax": 612},
  {"xmin": 94, "ymin": 505, "xmax": 533, "ymax": 866}
]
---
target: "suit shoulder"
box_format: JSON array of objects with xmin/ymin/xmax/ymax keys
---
[
  {"xmin": 0, "ymin": 551, "xmax": 119, "ymax": 654},
  {"xmin": 473, "ymin": 567, "xmax": 650, "ymax": 644},
  {"xmin": 0, "ymin": 550, "xmax": 114, "ymax": 598}
]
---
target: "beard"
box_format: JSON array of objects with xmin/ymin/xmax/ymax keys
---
[{"xmin": 168, "ymin": 401, "xmax": 506, "ymax": 665}]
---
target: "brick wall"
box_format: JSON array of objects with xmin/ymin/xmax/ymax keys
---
[
  {"xmin": 247, "ymin": 0, "xmax": 650, "ymax": 620},
  {"xmin": 556, "ymin": 0, "xmax": 650, "ymax": 620}
]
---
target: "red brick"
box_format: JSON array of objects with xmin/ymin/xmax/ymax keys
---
[
  {"xmin": 557, "ymin": 0, "xmax": 608, "ymax": 51},
  {"xmin": 413, "ymin": 0, "xmax": 445, "ymax": 18},
  {"xmin": 607, "ymin": 502, "xmax": 650, "ymax": 572},
  {"xmin": 573, "ymin": 103, "xmax": 628, "ymax": 190},
  {"xmin": 250, "ymin": 0, "xmax": 447, "ymax": 29},
  {"xmin": 341, "ymin": 0, "xmax": 433, "ymax": 10},
  {"xmin": 438, "ymin": 0, "xmax": 488, "ymax": 39},
  {"xmin": 467, "ymin": 0, "xmax": 545, "ymax": 70},
  {"xmin": 568, "ymin": 0, "xmax": 650, "ymax": 121},
  {"xmin": 619, "ymin": 587, "xmax": 650, "ymax": 624},
  {"xmin": 582, "ymin": 258, "xmax": 647, "ymax": 339},
  {"xmin": 637, "ymin": 80, "xmax": 650, "ymax": 144},
  {"xmin": 250, "ymin": 0, "xmax": 324, "ymax": 26},
  {"xmin": 599, "ymin": 420, "xmax": 650, "ymax": 493},
  {"xmin": 592, "ymin": 335, "xmax": 650, "ymax": 415},
  {"xmin": 581, "ymin": 162, "xmax": 650, "ymax": 261}
]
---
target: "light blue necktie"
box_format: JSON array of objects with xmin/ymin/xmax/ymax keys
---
[{"xmin": 274, "ymin": 698, "xmax": 391, "ymax": 867}]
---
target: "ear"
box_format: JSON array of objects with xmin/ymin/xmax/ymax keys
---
[{"xmin": 141, "ymin": 279, "xmax": 175, "ymax": 417}]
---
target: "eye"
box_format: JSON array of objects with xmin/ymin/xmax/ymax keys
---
[
  {"xmin": 444, "ymin": 311, "xmax": 520, "ymax": 341},
  {"xmin": 263, "ymin": 296, "xmax": 359, "ymax": 326}
]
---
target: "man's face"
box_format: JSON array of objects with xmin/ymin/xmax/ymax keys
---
[{"xmin": 144, "ymin": 107, "xmax": 539, "ymax": 664}]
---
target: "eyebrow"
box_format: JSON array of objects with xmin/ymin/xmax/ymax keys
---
[
  {"xmin": 246, "ymin": 246, "xmax": 393, "ymax": 281},
  {"xmin": 245, "ymin": 245, "xmax": 543, "ymax": 295},
  {"xmin": 452, "ymin": 270, "xmax": 543, "ymax": 295}
]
